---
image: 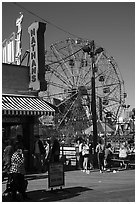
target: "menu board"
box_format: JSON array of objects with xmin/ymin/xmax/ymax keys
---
[{"xmin": 48, "ymin": 163, "xmax": 64, "ymax": 188}]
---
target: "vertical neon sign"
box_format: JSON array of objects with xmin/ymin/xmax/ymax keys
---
[
  {"xmin": 28, "ymin": 22, "xmax": 47, "ymax": 91},
  {"xmin": 28, "ymin": 22, "xmax": 40, "ymax": 90},
  {"xmin": 15, "ymin": 12, "xmax": 23, "ymax": 65}
]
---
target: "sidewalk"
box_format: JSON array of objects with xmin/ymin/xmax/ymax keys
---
[{"xmin": 2, "ymin": 169, "xmax": 135, "ymax": 202}]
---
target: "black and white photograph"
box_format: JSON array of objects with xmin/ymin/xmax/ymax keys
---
[{"xmin": 2, "ymin": 1, "xmax": 135, "ymax": 202}]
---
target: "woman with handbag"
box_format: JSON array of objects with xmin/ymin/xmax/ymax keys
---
[{"xmin": 82, "ymin": 140, "xmax": 90, "ymax": 174}]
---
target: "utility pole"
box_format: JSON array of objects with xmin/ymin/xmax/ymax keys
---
[
  {"xmin": 90, "ymin": 41, "xmax": 98, "ymax": 155},
  {"xmin": 82, "ymin": 41, "xmax": 103, "ymax": 167}
]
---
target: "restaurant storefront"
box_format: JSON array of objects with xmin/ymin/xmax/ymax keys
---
[{"xmin": 2, "ymin": 63, "xmax": 55, "ymax": 172}]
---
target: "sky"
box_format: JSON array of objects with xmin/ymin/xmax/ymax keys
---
[{"xmin": 2, "ymin": 1, "xmax": 135, "ymax": 110}]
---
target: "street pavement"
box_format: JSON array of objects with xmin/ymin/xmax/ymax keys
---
[{"xmin": 2, "ymin": 169, "xmax": 135, "ymax": 202}]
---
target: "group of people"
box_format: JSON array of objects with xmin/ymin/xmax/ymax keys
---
[
  {"xmin": 76, "ymin": 137, "xmax": 132, "ymax": 174},
  {"xmin": 76, "ymin": 138, "xmax": 93, "ymax": 174},
  {"xmin": 2, "ymin": 134, "xmax": 60, "ymax": 201},
  {"xmin": 96, "ymin": 139, "xmax": 133, "ymax": 173},
  {"xmin": 96, "ymin": 139, "xmax": 113, "ymax": 173},
  {"xmin": 33, "ymin": 134, "xmax": 60, "ymax": 173}
]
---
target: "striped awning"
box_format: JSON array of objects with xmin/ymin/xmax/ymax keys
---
[{"xmin": 2, "ymin": 95, "xmax": 55, "ymax": 116}]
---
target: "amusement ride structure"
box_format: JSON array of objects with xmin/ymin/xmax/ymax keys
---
[{"xmin": 42, "ymin": 38, "xmax": 127, "ymax": 131}]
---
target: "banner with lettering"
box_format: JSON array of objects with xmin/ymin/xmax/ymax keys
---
[{"xmin": 28, "ymin": 22, "xmax": 47, "ymax": 91}]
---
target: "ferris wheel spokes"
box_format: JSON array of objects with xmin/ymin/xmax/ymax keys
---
[
  {"xmin": 47, "ymin": 64, "xmax": 72, "ymax": 88},
  {"xmin": 55, "ymin": 91, "xmax": 78, "ymax": 107},
  {"xmin": 67, "ymin": 38, "xmax": 78, "ymax": 86},
  {"xmin": 51, "ymin": 44, "xmax": 73, "ymax": 86},
  {"xmin": 57, "ymin": 94, "xmax": 79, "ymax": 129},
  {"xmin": 46, "ymin": 80, "xmax": 69, "ymax": 90}
]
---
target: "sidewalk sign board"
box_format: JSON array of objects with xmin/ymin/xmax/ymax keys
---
[{"xmin": 48, "ymin": 162, "xmax": 65, "ymax": 189}]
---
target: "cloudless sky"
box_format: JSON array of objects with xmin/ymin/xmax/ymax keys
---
[{"xmin": 2, "ymin": 1, "xmax": 135, "ymax": 110}]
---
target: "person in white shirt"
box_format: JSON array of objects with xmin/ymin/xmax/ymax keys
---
[
  {"xmin": 82, "ymin": 140, "xmax": 90, "ymax": 174},
  {"xmin": 119, "ymin": 142, "xmax": 129, "ymax": 159}
]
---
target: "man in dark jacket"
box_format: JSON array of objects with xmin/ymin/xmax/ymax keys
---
[
  {"xmin": 33, "ymin": 135, "xmax": 46, "ymax": 172},
  {"xmin": 49, "ymin": 135, "xmax": 60, "ymax": 163},
  {"xmin": 104, "ymin": 143, "xmax": 113, "ymax": 171}
]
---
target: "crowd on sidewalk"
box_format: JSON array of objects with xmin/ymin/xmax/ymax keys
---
[{"xmin": 75, "ymin": 137, "xmax": 134, "ymax": 174}]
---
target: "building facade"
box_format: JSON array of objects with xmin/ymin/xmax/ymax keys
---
[{"xmin": 2, "ymin": 63, "xmax": 55, "ymax": 172}]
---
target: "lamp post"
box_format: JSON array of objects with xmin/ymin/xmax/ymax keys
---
[{"xmin": 91, "ymin": 41, "xmax": 98, "ymax": 154}]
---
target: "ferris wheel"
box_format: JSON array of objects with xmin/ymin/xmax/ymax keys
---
[{"xmin": 43, "ymin": 38, "xmax": 126, "ymax": 128}]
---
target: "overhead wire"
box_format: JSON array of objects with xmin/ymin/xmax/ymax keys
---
[{"xmin": 13, "ymin": 2, "xmax": 85, "ymax": 40}]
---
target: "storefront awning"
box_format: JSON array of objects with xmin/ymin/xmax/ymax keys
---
[{"xmin": 2, "ymin": 94, "xmax": 55, "ymax": 116}]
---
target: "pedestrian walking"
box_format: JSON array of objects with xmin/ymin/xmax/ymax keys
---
[
  {"xmin": 82, "ymin": 140, "xmax": 90, "ymax": 174},
  {"xmin": 75, "ymin": 138, "xmax": 84, "ymax": 170},
  {"xmin": 78, "ymin": 139, "xmax": 84, "ymax": 170},
  {"xmin": 42, "ymin": 139, "xmax": 51, "ymax": 172},
  {"xmin": 104, "ymin": 143, "xmax": 113, "ymax": 171},
  {"xmin": 119, "ymin": 142, "xmax": 130, "ymax": 169},
  {"xmin": 88, "ymin": 141, "xmax": 94, "ymax": 170},
  {"xmin": 44, "ymin": 139, "xmax": 50, "ymax": 159},
  {"xmin": 48, "ymin": 134, "xmax": 60, "ymax": 163},
  {"xmin": 9, "ymin": 141, "xmax": 29, "ymax": 201},
  {"xmin": 96, "ymin": 139, "xmax": 105, "ymax": 173},
  {"xmin": 33, "ymin": 135, "xmax": 46, "ymax": 173}
]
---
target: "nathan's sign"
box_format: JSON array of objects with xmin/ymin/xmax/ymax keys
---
[{"xmin": 28, "ymin": 22, "xmax": 47, "ymax": 91}]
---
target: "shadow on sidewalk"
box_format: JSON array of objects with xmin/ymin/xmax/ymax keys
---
[
  {"xmin": 2, "ymin": 186, "xmax": 93, "ymax": 202},
  {"xmin": 27, "ymin": 186, "xmax": 93, "ymax": 202},
  {"xmin": 25, "ymin": 174, "xmax": 48, "ymax": 181}
]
